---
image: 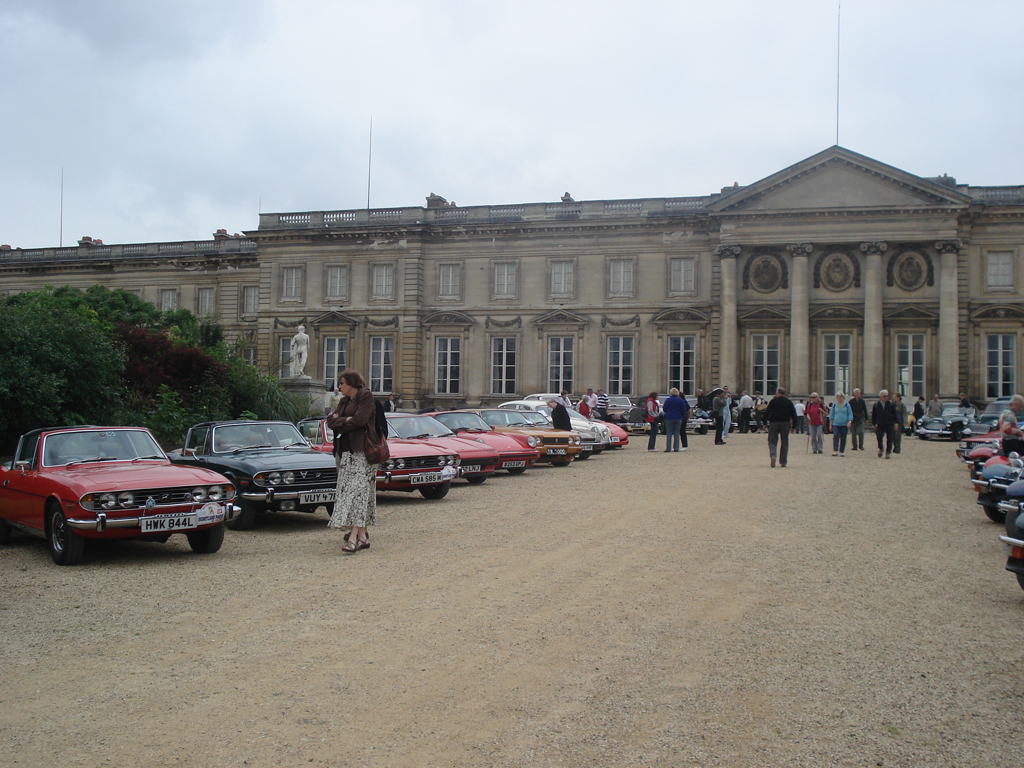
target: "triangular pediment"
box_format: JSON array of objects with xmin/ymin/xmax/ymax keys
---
[
  {"xmin": 422, "ymin": 310, "xmax": 476, "ymax": 327},
  {"xmin": 810, "ymin": 304, "xmax": 864, "ymax": 321},
  {"xmin": 310, "ymin": 310, "xmax": 360, "ymax": 328},
  {"xmin": 707, "ymin": 146, "xmax": 972, "ymax": 215},
  {"xmin": 739, "ymin": 305, "xmax": 790, "ymax": 322},
  {"xmin": 533, "ymin": 310, "xmax": 590, "ymax": 326},
  {"xmin": 970, "ymin": 304, "xmax": 1024, "ymax": 321},
  {"xmin": 651, "ymin": 307, "xmax": 711, "ymax": 325},
  {"xmin": 885, "ymin": 305, "xmax": 939, "ymax": 321}
]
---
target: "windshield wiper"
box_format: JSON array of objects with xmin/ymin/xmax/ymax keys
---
[
  {"xmin": 66, "ymin": 456, "xmax": 118, "ymax": 466},
  {"xmin": 232, "ymin": 443, "xmax": 272, "ymax": 453},
  {"xmin": 132, "ymin": 455, "xmax": 164, "ymax": 462},
  {"xmin": 409, "ymin": 433, "xmax": 434, "ymax": 440},
  {"xmin": 282, "ymin": 442, "xmax": 310, "ymax": 449}
]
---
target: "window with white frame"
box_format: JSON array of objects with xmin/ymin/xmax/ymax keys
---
[
  {"xmin": 160, "ymin": 289, "xmax": 178, "ymax": 312},
  {"xmin": 670, "ymin": 257, "xmax": 696, "ymax": 293},
  {"xmin": 895, "ymin": 333, "xmax": 925, "ymax": 398},
  {"xmin": 372, "ymin": 264, "xmax": 395, "ymax": 299},
  {"xmin": 987, "ymin": 334, "xmax": 1015, "ymax": 399},
  {"xmin": 279, "ymin": 337, "xmax": 292, "ymax": 378},
  {"xmin": 438, "ymin": 264, "xmax": 461, "ymax": 299},
  {"xmin": 326, "ymin": 265, "xmax": 348, "ymax": 300},
  {"xmin": 493, "ymin": 262, "xmax": 517, "ymax": 298},
  {"xmin": 240, "ymin": 347, "xmax": 257, "ymax": 366},
  {"xmin": 609, "ymin": 259, "xmax": 634, "ymax": 296},
  {"xmin": 197, "ymin": 287, "xmax": 215, "ymax": 317},
  {"xmin": 491, "ymin": 337, "xmax": 517, "ymax": 394},
  {"xmin": 987, "ymin": 252, "xmax": 1014, "ymax": 290},
  {"xmin": 281, "ymin": 266, "xmax": 303, "ymax": 300},
  {"xmin": 369, "ymin": 336, "xmax": 394, "ymax": 392},
  {"xmin": 822, "ymin": 333, "xmax": 852, "ymax": 396},
  {"xmin": 550, "ymin": 261, "xmax": 574, "ymax": 296},
  {"xmin": 435, "ymin": 337, "xmax": 461, "ymax": 394},
  {"xmin": 324, "ymin": 337, "xmax": 347, "ymax": 383},
  {"xmin": 607, "ymin": 336, "xmax": 634, "ymax": 395},
  {"xmin": 548, "ymin": 336, "xmax": 574, "ymax": 392},
  {"xmin": 242, "ymin": 285, "xmax": 259, "ymax": 315},
  {"xmin": 668, "ymin": 335, "xmax": 696, "ymax": 396},
  {"xmin": 750, "ymin": 334, "xmax": 780, "ymax": 395}
]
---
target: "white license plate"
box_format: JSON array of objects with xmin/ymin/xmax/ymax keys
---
[
  {"xmin": 461, "ymin": 465, "xmax": 481, "ymax": 474},
  {"xmin": 300, "ymin": 490, "xmax": 336, "ymax": 505},
  {"xmin": 548, "ymin": 448, "xmax": 567, "ymax": 455},
  {"xmin": 502, "ymin": 460, "xmax": 526, "ymax": 468},
  {"xmin": 411, "ymin": 472, "xmax": 443, "ymax": 485},
  {"xmin": 142, "ymin": 514, "xmax": 197, "ymax": 532},
  {"xmin": 610, "ymin": 436, "xmax": 620, "ymax": 443},
  {"xmin": 581, "ymin": 444, "xmax": 593, "ymax": 451}
]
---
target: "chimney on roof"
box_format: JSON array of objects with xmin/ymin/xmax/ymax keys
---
[
  {"xmin": 78, "ymin": 236, "xmax": 103, "ymax": 246},
  {"xmin": 213, "ymin": 229, "xmax": 230, "ymax": 239},
  {"xmin": 426, "ymin": 193, "xmax": 447, "ymax": 208},
  {"xmin": 0, "ymin": 244, "xmax": 11, "ymax": 250}
]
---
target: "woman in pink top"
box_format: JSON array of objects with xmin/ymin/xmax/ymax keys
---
[{"xmin": 805, "ymin": 392, "xmax": 827, "ymax": 454}]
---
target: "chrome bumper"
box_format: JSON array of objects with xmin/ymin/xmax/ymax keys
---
[
  {"xmin": 240, "ymin": 488, "xmax": 334, "ymax": 502},
  {"xmin": 999, "ymin": 535, "xmax": 1024, "ymax": 548},
  {"xmin": 997, "ymin": 499, "xmax": 1021, "ymax": 515},
  {"xmin": 68, "ymin": 504, "xmax": 240, "ymax": 531}
]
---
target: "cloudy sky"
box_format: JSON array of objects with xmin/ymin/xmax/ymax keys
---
[{"xmin": 2, "ymin": 0, "xmax": 1022, "ymax": 249}]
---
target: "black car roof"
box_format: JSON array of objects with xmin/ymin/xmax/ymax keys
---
[{"xmin": 190, "ymin": 420, "xmax": 294, "ymax": 429}]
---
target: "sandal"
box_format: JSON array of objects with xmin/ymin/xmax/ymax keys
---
[
  {"xmin": 342, "ymin": 538, "xmax": 359, "ymax": 553},
  {"xmin": 357, "ymin": 539, "xmax": 370, "ymax": 550}
]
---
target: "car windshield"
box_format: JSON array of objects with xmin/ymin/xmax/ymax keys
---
[
  {"xmin": 42, "ymin": 429, "xmax": 165, "ymax": 466},
  {"xmin": 984, "ymin": 400, "xmax": 1011, "ymax": 414},
  {"xmin": 211, "ymin": 422, "xmax": 308, "ymax": 452},
  {"xmin": 520, "ymin": 410, "xmax": 551, "ymax": 425},
  {"xmin": 386, "ymin": 415, "xmax": 455, "ymax": 439},
  {"xmin": 433, "ymin": 412, "xmax": 493, "ymax": 432},
  {"xmin": 480, "ymin": 410, "xmax": 533, "ymax": 428}
]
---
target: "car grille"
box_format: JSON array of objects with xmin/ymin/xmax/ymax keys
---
[
  {"xmin": 542, "ymin": 437, "xmax": 570, "ymax": 445},
  {"xmin": 254, "ymin": 468, "xmax": 338, "ymax": 489},
  {"xmin": 129, "ymin": 486, "xmax": 211, "ymax": 507},
  {"xmin": 402, "ymin": 456, "xmax": 449, "ymax": 469}
]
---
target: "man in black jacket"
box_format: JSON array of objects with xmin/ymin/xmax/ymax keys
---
[
  {"xmin": 548, "ymin": 400, "xmax": 573, "ymax": 432},
  {"xmin": 849, "ymin": 388, "xmax": 869, "ymax": 450},
  {"xmin": 764, "ymin": 387, "xmax": 798, "ymax": 468},
  {"xmin": 872, "ymin": 389, "xmax": 899, "ymax": 459}
]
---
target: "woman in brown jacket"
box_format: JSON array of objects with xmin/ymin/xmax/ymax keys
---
[{"xmin": 326, "ymin": 369, "xmax": 378, "ymax": 552}]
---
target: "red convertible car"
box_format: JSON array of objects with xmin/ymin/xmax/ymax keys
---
[
  {"xmin": 427, "ymin": 411, "xmax": 540, "ymax": 473},
  {"xmin": 297, "ymin": 418, "xmax": 460, "ymax": 499},
  {"xmin": 0, "ymin": 426, "xmax": 236, "ymax": 565},
  {"xmin": 384, "ymin": 413, "xmax": 501, "ymax": 484}
]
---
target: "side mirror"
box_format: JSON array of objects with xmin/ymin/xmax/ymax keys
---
[{"xmin": 13, "ymin": 460, "xmax": 30, "ymax": 473}]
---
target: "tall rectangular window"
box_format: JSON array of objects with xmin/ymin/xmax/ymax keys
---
[
  {"xmin": 491, "ymin": 337, "xmax": 517, "ymax": 394},
  {"xmin": 494, "ymin": 262, "xmax": 517, "ymax": 297},
  {"xmin": 607, "ymin": 336, "xmax": 634, "ymax": 395},
  {"xmin": 160, "ymin": 289, "xmax": 178, "ymax": 312},
  {"xmin": 242, "ymin": 285, "xmax": 259, "ymax": 315},
  {"xmin": 435, "ymin": 337, "xmax": 461, "ymax": 394},
  {"xmin": 751, "ymin": 334, "xmax": 780, "ymax": 396},
  {"xmin": 987, "ymin": 334, "xmax": 1015, "ymax": 399},
  {"xmin": 668, "ymin": 335, "xmax": 696, "ymax": 396},
  {"xmin": 240, "ymin": 347, "xmax": 257, "ymax": 366},
  {"xmin": 548, "ymin": 336, "xmax": 574, "ymax": 393},
  {"xmin": 895, "ymin": 333, "xmax": 925, "ymax": 398},
  {"xmin": 281, "ymin": 267, "xmax": 302, "ymax": 300},
  {"xmin": 372, "ymin": 264, "xmax": 395, "ymax": 299},
  {"xmin": 822, "ymin": 334, "xmax": 853, "ymax": 396},
  {"xmin": 370, "ymin": 336, "xmax": 394, "ymax": 392},
  {"xmin": 439, "ymin": 264, "xmax": 461, "ymax": 298},
  {"xmin": 550, "ymin": 261, "xmax": 574, "ymax": 295},
  {"xmin": 987, "ymin": 252, "xmax": 1014, "ymax": 290},
  {"xmin": 324, "ymin": 337, "xmax": 347, "ymax": 383},
  {"xmin": 197, "ymin": 287, "xmax": 215, "ymax": 316},
  {"xmin": 326, "ymin": 266, "xmax": 348, "ymax": 300},
  {"xmin": 279, "ymin": 337, "xmax": 292, "ymax": 378},
  {"xmin": 670, "ymin": 258, "xmax": 695, "ymax": 293},
  {"xmin": 609, "ymin": 259, "xmax": 633, "ymax": 296}
]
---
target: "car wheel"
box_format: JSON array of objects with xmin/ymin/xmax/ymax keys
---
[
  {"xmin": 506, "ymin": 467, "xmax": 527, "ymax": 475},
  {"xmin": 1007, "ymin": 509, "xmax": 1024, "ymax": 539},
  {"xmin": 918, "ymin": 434, "xmax": 929, "ymax": 440},
  {"xmin": 225, "ymin": 501, "xmax": 259, "ymax": 531},
  {"xmin": 697, "ymin": 426, "xmax": 708, "ymax": 435},
  {"xmin": 186, "ymin": 522, "xmax": 225, "ymax": 554},
  {"xmin": 0, "ymin": 518, "xmax": 12, "ymax": 545},
  {"xmin": 419, "ymin": 481, "xmax": 450, "ymax": 500},
  {"xmin": 576, "ymin": 451, "xmax": 591, "ymax": 460},
  {"xmin": 48, "ymin": 503, "xmax": 85, "ymax": 566},
  {"xmin": 465, "ymin": 474, "xmax": 487, "ymax": 484},
  {"xmin": 983, "ymin": 505, "xmax": 1006, "ymax": 524},
  {"xmin": 950, "ymin": 424, "xmax": 963, "ymax": 441}
]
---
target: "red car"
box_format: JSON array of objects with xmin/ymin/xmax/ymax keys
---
[
  {"xmin": 297, "ymin": 418, "xmax": 460, "ymax": 499},
  {"xmin": 0, "ymin": 426, "xmax": 236, "ymax": 565},
  {"xmin": 384, "ymin": 413, "xmax": 501, "ymax": 484},
  {"xmin": 428, "ymin": 411, "xmax": 540, "ymax": 473},
  {"xmin": 604, "ymin": 421, "xmax": 630, "ymax": 448}
]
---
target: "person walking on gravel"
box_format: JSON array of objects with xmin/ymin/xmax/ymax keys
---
[
  {"xmin": 764, "ymin": 387, "xmax": 797, "ymax": 468},
  {"xmin": 830, "ymin": 393, "xmax": 853, "ymax": 456},
  {"xmin": 645, "ymin": 391, "xmax": 661, "ymax": 451},
  {"xmin": 892, "ymin": 392, "xmax": 909, "ymax": 454},
  {"xmin": 662, "ymin": 388, "xmax": 689, "ymax": 452},
  {"xmin": 872, "ymin": 389, "xmax": 898, "ymax": 459},
  {"xmin": 849, "ymin": 388, "xmax": 868, "ymax": 450},
  {"xmin": 805, "ymin": 392, "xmax": 827, "ymax": 454}
]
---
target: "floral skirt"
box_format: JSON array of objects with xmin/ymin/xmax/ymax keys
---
[{"xmin": 328, "ymin": 451, "xmax": 377, "ymax": 530}]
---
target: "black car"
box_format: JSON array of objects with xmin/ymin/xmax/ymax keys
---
[{"xmin": 168, "ymin": 421, "xmax": 337, "ymax": 530}]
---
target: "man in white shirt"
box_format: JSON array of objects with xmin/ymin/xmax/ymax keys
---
[
  {"xmin": 794, "ymin": 399, "xmax": 806, "ymax": 434},
  {"xmin": 738, "ymin": 390, "xmax": 754, "ymax": 433}
]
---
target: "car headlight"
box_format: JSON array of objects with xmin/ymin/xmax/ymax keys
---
[
  {"xmin": 207, "ymin": 485, "xmax": 224, "ymax": 501},
  {"xmin": 396, "ymin": 458, "xmax": 406, "ymax": 469},
  {"xmin": 574, "ymin": 435, "xmax": 581, "ymax": 445},
  {"xmin": 192, "ymin": 486, "xmax": 208, "ymax": 501},
  {"xmin": 100, "ymin": 493, "xmax": 117, "ymax": 509},
  {"xmin": 282, "ymin": 471, "xmax": 295, "ymax": 484},
  {"xmin": 527, "ymin": 436, "xmax": 538, "ymax": 447},
  {"xmin": 267, "ymin": 472, "xmax": 281, "ymax": 485},
  {"xmin": 118, "ymin": 491, "xmax": 134, "ymax": 508},
  {"xmin": 383, "ymin": 459, "xmax": 394, "ymax": 470}
]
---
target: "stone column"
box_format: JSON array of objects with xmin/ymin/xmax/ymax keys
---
[
  {"xmin": 788, "ymin": 243, "xmax": 812, "ymax": 395},
  {"xmin": 936, "ymin": 239, "xmax": 963, "ymax": 397},
  {"xmin": 860, "ymin": 242, "xmax": 887, "ymax": 394},
  {"xmin": 717, "ymin": 245, "xmax": 740, "ymax": 388}
]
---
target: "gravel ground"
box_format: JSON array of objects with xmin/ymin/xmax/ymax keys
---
[{"xmin": 1, "ymin": 432, "xmax": 1023, "ymax": 768}]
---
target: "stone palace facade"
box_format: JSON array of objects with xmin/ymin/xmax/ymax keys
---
[{"xmin": 3, "ymin": 146, "xmax": 1024, "ymax": 408}]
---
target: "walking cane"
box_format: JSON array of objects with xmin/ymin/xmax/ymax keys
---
[{"xmin": 806, "ymin": 428, "xmax": 810, "ymax": 453}]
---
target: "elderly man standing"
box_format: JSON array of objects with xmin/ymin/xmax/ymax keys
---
[
  {"xmin": 849, "ymin": 388, "xmax": 869, "ymax": 451},
  {"xmin": 764, "ymin": 387, "xmax": 798, "ymax": 468},
  {"xmin": 872, "ymin": 389, "xmax": 899, "ymax": 459},
  {"xmin": 738, "ymin": 390, "xmax": 754, "ymax": 433},
  {"xmin": 927, "ymin": 394, "xmax": 944, "ymax": 417}
]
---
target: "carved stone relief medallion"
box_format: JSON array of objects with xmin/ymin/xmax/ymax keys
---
[
  {"xmin": 821, "ymin": 252, "xmax": 854, "ymax": 292},
  {"xmin": 750, "ymin": 255, "xmax": 783, "ymax": 293},
  {"xmin": 892, "ymin": 251, "xmax": 926, "ymax": 292}
]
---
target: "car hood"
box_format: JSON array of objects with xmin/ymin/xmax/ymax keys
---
[
  {"xmin": 45, "ymin": 461, "xmax": 230, "ymax": 494},
  {"xmin": 187, "ymin": 449, "xmax": 336, "ymax": 474},
  {"xmin": 413, "ymin": 435, "xmax": 500, "ymax": 460}
]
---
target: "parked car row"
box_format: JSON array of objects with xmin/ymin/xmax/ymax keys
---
[{"xmin": 1, "ymin": 402, "xmax": 632, "ymax": 566}]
